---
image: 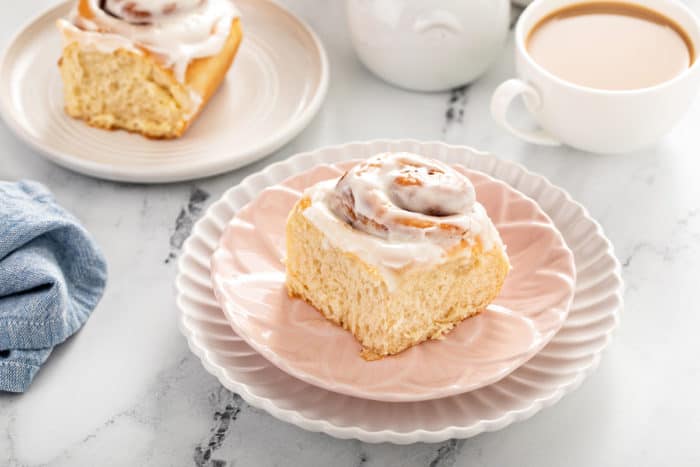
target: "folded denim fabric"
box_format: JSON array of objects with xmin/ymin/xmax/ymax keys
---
[{"xmin": 0, "ymin": 181, "xmax": 107, "ymax": 393}]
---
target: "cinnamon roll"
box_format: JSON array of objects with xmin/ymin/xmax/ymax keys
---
[
  {"xmin": 56, "ymin": 0, "xmax": 242, "ymax": 138},
  {"xmin": 285, "ymin": 153, "xmax": 510, "ymax": 360}
]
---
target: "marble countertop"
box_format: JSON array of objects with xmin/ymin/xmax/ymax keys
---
[{"xmin": 1, "ymin": 1, "xmax": 700, "ymax": 466}]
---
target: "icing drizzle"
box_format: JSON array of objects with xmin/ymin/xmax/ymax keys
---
[{"xmin": 57, "ymin": 0, "xmax": 239, "ymax": 83}]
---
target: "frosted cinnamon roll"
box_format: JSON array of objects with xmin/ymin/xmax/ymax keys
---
[
  {"xmin": 285, "ymin": 153, "xmax": 510, "ymax": 360},
  {"xmin": 56, "ymin": 0, "xmax": 242, "ymax": 138}
]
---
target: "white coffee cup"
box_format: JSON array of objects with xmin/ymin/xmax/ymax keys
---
[{"xmin": 491, "ymin": 0, "xmax": 700, "ymax": 154}]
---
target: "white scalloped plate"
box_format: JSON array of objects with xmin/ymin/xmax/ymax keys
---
[
  {"xmin": 176, "ymin": 140, "xmax": 623, "ymax": 444},
  {"xmin": 0, "ymin": 0, "xmax": 328, "ymax": 182},
  {"xmin": 209, "ymin": 162, "xmax": 576, "ymax": 402}
]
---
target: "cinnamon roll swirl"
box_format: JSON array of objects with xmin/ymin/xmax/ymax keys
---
[{"xmin": 328, "ymin": 153, "xmax": 478, "ymax": 243}]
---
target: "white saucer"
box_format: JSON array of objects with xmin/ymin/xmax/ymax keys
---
[
  {"xmin": 0, "ymin": 0, "xmax": 329, "ymax": 183},
  {"xmin": 175, "ymin": 140, "xmax": 623, "ymax": 444}
]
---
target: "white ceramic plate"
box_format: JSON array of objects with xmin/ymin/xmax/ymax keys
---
[
  {"xmin": 0, "ymin": 0, "xmax": 329, "ymax": 183},
  {"xmin": 176, "ymin": 140, "xmax": 623, "ymax": 444}
]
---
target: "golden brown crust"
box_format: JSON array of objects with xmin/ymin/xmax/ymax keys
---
[
  {"xmin": 77, "ymin": 0, "xmax": 95, "ymax": 19},
  {"xmin": 179, "ymin": 18, "xmax": 243, "ymax": 136}
]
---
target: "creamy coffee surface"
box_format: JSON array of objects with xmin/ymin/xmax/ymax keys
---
[{"xmin": 527, "ymin": 2, "xmax": 693, "ymax": 91}]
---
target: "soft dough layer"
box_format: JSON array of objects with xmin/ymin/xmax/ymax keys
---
[
  {"xmin": 58, "ymin": 18, "xmax": 242, "ymax": 139},
  {"xmin": 286, "ymin": 196, "xmax": 510, "ymax": 360}
]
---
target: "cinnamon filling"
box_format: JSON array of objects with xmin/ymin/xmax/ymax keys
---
[{"xmin": 329, "ymin": 153, "xmax": 477, "ymax": 242}]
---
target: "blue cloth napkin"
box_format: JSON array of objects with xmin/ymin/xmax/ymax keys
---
[{"xmin": 0, "ymin": 181, "xmax": 107, "ymax": 393}]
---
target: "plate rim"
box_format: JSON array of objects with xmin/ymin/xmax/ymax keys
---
[
  {"xmin": 208, "ymin": 161, "xmax": 577, "ymax": 402},
  {"xmin": 0, "ymin": 0, "xmax": 330, "ymax": 183},
  {"xmin": 175, "ymin": 139, "xmax": 624, "ymax": 444}
]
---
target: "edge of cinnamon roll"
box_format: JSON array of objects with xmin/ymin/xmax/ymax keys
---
[
  {"xmin": 56, "ymin": 0, "xmax": 242, "ymax": 138},
  {"xmin": 285, "ymin": 153, "xmax": 510, "ymax": 360}
]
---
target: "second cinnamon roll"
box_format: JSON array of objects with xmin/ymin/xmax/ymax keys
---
[{"xmin": 56, "ymin": 0, "xmax": 242, "ymax": 138}]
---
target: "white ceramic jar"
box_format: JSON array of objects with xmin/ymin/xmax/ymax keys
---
[{"xmin": 346, "ymin": 0, "xmax": 511, "ymax": 92}]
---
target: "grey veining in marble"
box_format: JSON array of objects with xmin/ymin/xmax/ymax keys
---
[{"xmin": 1, "ymin": 1, "xmax": 700, "ymax": 466}]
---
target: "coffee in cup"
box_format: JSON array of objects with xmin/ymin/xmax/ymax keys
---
[
  {"xmin": 527, "ymin": 2, "xmax": 694, "ymax": 91},
  {"xmin": 491, "ymin": 0, "xmax": 700, "ymax": 154}
]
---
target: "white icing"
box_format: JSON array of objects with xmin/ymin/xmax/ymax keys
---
[
  {"xmin": 304, "ymin": 180, "xmax": 451, "ymax": 290},
  {"xmin": 57, "ymin": 19, "xmax": 140, "ymax": 55},
  {"xmin": 331, "ymin": 152, "xmax": 479, "ymax": 244},
  {"xmin": 60, "ymin": 0, "xmax": 239, "ymax": 83},
  {"xmin": 302, "ymin": 153, "xmax": 506, "ymax": 290}
]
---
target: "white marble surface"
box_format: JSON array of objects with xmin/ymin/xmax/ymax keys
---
[{"xmin": 1, "ymin": 1, "xmax": 699, "ymax": 466}]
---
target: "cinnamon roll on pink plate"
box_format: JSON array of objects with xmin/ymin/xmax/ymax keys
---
[
  {"xmin": 285, "ymin": 153, "xmax": 511, "ymax": 360},
  {"xmin": 210, "ymin": 149, "xmax": 575, "ymax": 400},
  {"xmin": 56, "ymin": 0, "xmax": 242, "ymax": 138}
]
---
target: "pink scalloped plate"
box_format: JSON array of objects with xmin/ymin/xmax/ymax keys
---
[{"xmin": 210, "ymin": 161, "xmax": 576, "ymax": 402}]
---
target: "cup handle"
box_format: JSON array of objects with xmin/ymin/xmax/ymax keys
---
[{"xmin": 490, "ymin": 79, "xmax": 561, "ymax": 146}]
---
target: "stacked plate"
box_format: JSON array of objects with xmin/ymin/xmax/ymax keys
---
[{"xmin": 175, "ymin": 140, "xmax": 622, "ymax": 444}]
